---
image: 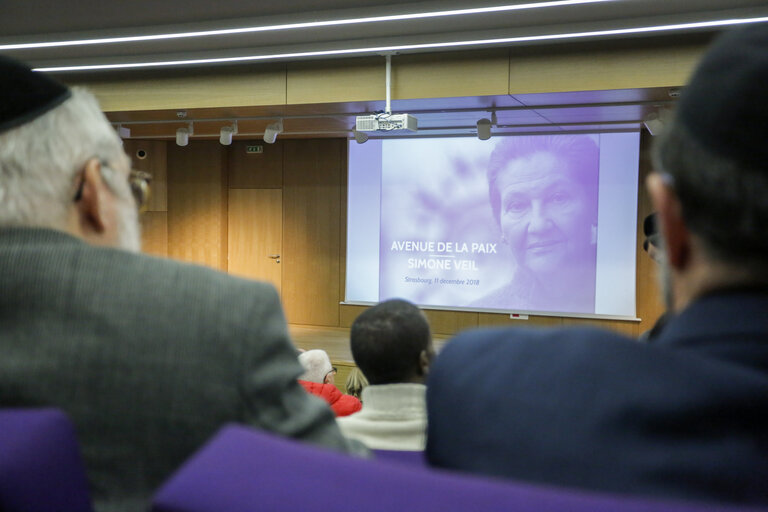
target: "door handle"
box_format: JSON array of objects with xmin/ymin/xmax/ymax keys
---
[{"xmin": 268, "ymin": 254, "xmax": 280, "ymax": 259}]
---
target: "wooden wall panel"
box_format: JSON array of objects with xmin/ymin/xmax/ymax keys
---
[
  {"xmin": 339, "ymin": 146, "xmax": 348, "ymax": 314},
  {"xmin": 167, "ymin": 141, "xmax": 227, "ymax": 270},
  {"xmin": 227, "ymin": 189, "xmax": 283, "ymax": 293},
  {"xmin": 287, "ymin": 51, "xmax": 510, "ymax": 105},
  {"xmin": 395, "ymin": 50, "xmax": 510, "ymax": 99},
  {"xmin": 140, "ymin": 211, "xmax": 168, "ymax": 258},
  {"xmin": 339, "ymin": 304, "xmax": 367, "ymax": 328},
  {"xmin": 66, "ymin": 43, "xmax": 708, "ymax": 115},
  {"xmin": 287, "ymin": 58, "xmax": 383, "ymax": 104},
  {"xmin": 508, "ymin": 42, "xmax": 707, "ymax": 94},
  {"xmin": 478, "ymin": 313, "xmax": 563, "ymax": 329},
  {"xmin": 422, "ymin": 310, "xmax": 479, "ymax": 336},
  {"xmin": 228, "ymin": 140, "xmax": 283, "ymax": 189},
  {"xmin": 77, "ymin": 68, "xmax": 286, "ymax": 112},
  {"xmin": 124, "ymin": 139, "xmax": 167, "ymax": 212},
  {"xmin": 282, "ymin": 139, "xmax": 343, "ymax": 326}
]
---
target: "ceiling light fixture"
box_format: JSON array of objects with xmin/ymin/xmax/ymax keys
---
[
  {"xmin": 2, "ymin": 1, "xmax": 613, "ymax": 51},
  {"xmin": 643, "ymin": 109, "xmax": 672, "ymax": 136},
  {"xmin": 263, "ymin": 119, "xmax": 283, "ymax": 144},
  {"xmin": 477, "ymin": 112, "xmax": 497, "ymax": 140},
  {"xmin": 176, "ymin": 122, "xmax": 193, "ymax": 146},
  {"xmin": 115, "ymin": 124, "xmax": 131, "ymax": 139},
  {"xmin": 33, "ymin": 16, "xmax": 768, "ymax": 73},
  {"xmin": 219, "ymin": 121, "xmax": 237, "ymax": 145},
  {"xmin": 352, "ymin": 128, "xmax": 369, "ymax": 144},
  {"xmin": 476, "ymin": 119, "xmax": 492, "ymax": 140}
]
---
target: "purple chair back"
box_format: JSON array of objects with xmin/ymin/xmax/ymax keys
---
[
  {"xmin": 152, "ymin": 424, "xmax": 765, "ymax": 512},
  {"xmin": 0, "ymin": 408, "xmax": 93, "ymax": 512},
  {"xmin": 372, "ymin": 449, "xmax": 426, "ymax": 466}
]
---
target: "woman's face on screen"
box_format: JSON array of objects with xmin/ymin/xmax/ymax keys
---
[{"xmin": 497, "ymin": 151, "xmax": 593, "ymax": 278}]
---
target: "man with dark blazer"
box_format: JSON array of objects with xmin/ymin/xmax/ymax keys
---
[
  {"xmin": 426, "ymin": 24, "xmax": 768, "ymax": 506},
  {"xmin": 0, "ymin": 57, "xmax": 362, "ymax": 512}
]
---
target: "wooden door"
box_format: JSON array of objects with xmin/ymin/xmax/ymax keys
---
[
  {"xmin": 167, "ymin": 142, "xmax": 227, "ymax": 270},
  {"xmin": 282, "ymin": 139, "xmax": 342, "ymax": 326},
  {"xmin": 227, "ymin": 188, "xmax": 283, "ymax": 294}
]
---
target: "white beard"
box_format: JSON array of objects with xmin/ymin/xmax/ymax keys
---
[{"xmin": 115, "ymin": 197, "xmax": 142, "ymax": 253}]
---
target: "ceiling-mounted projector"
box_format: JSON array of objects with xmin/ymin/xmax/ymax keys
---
[{"xmin": 356, "ymin": 113, "xmax": 418, "ymax": 132}]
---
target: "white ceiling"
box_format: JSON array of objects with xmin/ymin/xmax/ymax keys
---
[{"xmin": 2, "ymin": 0, "xmax": 767, "ymax": 71}]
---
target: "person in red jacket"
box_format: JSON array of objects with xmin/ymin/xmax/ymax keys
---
[{"xmin": 298, "ymin": 349, "xmax": 361, "ymax": 417}]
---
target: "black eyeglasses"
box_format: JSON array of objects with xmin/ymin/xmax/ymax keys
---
[
  {"xmin": 73, "ymin": 161, "xmax": 152, "ymax": 213},
  {"xmin": 326, "ymin": 367, "xmax": 338, "ymax": 377}
]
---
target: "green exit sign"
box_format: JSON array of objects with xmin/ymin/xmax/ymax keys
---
[{"xmin": 246, "ymin": 145, "xmax": 263, "ymax": 154}]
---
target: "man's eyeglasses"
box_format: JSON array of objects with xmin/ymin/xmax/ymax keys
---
[
  {"xmin": 130, "ymin": 170, "xmax": 152, "ymax": 213},
  {"xmin": 326, "ymin": 367, "xmax": 338, "ymax": 378},
  {"xmin": 73, "ymin": 162, "xmax": 152, "ymax": 213}
]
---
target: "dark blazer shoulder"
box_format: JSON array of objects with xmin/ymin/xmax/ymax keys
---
[
  {"xmin": 440, "ymin": 325, "xmax": 636, "ymax": 367},
  {"xmin": 427, "ymin": 321, "xmax": 768, "ymax": 503}
]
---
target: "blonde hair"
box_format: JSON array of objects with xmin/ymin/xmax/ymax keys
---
[{"xmin": 345, "ymin": 368, "xmax": 369, "ymax": 400}]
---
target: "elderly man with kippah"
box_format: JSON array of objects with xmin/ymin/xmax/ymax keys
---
[
  {"xmin": 0, "ymin": 58, "xmax": 364, "ymax": 512},
  {"xmin": 427, "ymin": 23, "xmax": 768, "ymax": 505}
]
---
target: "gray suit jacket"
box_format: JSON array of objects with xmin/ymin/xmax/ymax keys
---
[{"xmin": 0, "ymin": 227, "xmax": 360, "ymax": 512}]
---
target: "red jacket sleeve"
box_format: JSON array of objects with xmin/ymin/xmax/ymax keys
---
[
  {"xmin": 331, "ymin": 393, "xmax": 362, "ymax": 417},
  {"xmin": 299, "ymin": 380, "xmax": 362, "ymax": 417}
]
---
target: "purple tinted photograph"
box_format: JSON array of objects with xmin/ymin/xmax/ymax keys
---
[{"xmin": 378, "ymin": 134, "xmax": 600, "ymax": 314}]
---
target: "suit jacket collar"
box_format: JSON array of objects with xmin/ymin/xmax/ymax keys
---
[
  {"xmin": 655, "ymin": 287, "xmax": 768, "ymax": 371},
  {"xmin": 0, "ymin": 226, "xmax": 84, "ymax": 247}
]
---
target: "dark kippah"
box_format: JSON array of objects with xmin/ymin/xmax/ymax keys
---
[
  {"xmin": 676, "ymin": 23, "xmax": 768, "ymax": 170},
  {"xmin": 0, "ymin": 55, "xmax": 71, "ymax": 135}
]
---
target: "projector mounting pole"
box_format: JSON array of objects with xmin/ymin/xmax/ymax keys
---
[
  {"xmin": 385, "ymin": 53, "xmax": 392, "ymax": 115},
  {"xmin": 354, "ymin": 52, "xmax": 415, "ymax": 134}
]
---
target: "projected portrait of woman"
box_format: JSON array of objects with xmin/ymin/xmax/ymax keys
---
[{"xmin": 478, "ymin": 134, "xmax": 600, "ymax": 313}]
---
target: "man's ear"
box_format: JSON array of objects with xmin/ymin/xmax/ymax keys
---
[
  {"xmin": 76, "ymin": 159, "xmax": 107, "ymax": 234},
  {"xmin": 646, "ymin": 173, "xmax": 690, "ymax": 270},
  {"xmin": 418, "ymin": 349, "xmax": 432, "ymax": 376}
]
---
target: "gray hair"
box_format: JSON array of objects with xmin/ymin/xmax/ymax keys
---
[
  {"xmin": 298, "ymin": 349, "xmax": 333, "ymax": 384},
  {"xmin": 652, "ymin": 119, "xmax": 768, "ymax": 281},
  {"xmin": 0, "ymin": 87, "xmax": 130, "ymax": 230},
  {"xmin": 487, "ymin": 134, "xmax": 599, "ymax": 226}
]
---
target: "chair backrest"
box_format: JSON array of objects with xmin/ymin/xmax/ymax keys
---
[
  {"xmin": 151, "ymin": 424, "xmax": 764, "ymax": 512},
  {"xmin": 372, "ymin": 448, "xmax": 426, "ymax": 467},
  {"xmin": 0, "ymin": 408, "xmax": 93, "ymax": 512}
]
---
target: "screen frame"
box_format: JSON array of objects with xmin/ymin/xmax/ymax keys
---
[{"xmin": 345, "ymin": 130, "xmax": 642, "ymax": 322}]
